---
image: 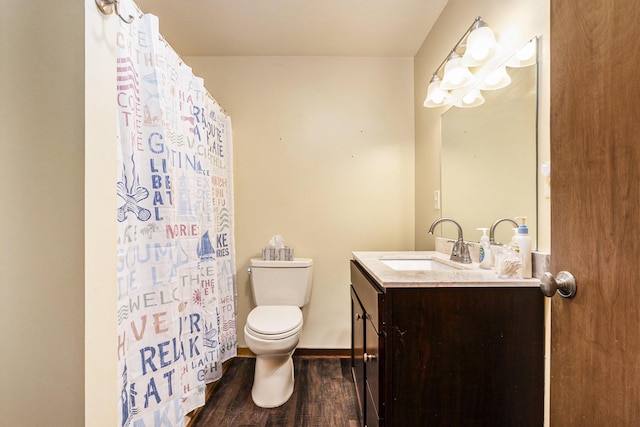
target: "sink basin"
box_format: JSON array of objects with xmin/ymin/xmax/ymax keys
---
[{"xmin": 380, "ymin": 258, "xmax": 461, "ymax": 271}]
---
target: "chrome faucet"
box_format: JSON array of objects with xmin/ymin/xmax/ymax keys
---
[
  {"xmin": 428, "ymin": 217, "xmax": 472, "ymax": 264},
  {"xmin": 489, "ymin": 217, "xmax": 518, "ymax": 245}
]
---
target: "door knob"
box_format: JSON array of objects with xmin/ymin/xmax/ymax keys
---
[{"xmin": 540, "ymin": 271, "xmax": 577, "ymax": 298}]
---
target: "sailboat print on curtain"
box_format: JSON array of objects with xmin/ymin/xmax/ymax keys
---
[{"xmin": 116, "ymin": 12, "xmax": 236, "ymax": 427}]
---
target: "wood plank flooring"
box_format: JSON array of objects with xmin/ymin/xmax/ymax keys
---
[{"xmin": 192, "ymin": 357, "xmax": 360, "ymax": 427}]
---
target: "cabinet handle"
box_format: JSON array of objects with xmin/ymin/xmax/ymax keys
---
[
  {"xmin": 355, "ymin": 313, "xmax": 364, "ymax": 321},
  {"xmin": 363, "ymin": 352, "xmax": 377, "ymax": 363}
]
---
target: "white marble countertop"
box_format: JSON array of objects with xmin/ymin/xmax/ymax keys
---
[{"xmin": 352, "ymin": 251, "xmax": 540, "ymax": 290}]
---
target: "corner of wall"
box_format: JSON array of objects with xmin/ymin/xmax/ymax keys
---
[{"xmin": 85, "ymin": 1, "xmax": 118, "ymax": 426}]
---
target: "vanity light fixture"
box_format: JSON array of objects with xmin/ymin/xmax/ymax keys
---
[
  {"xmin": 461, "ymin": 19, "xmax": 498, "ymax": 67},
  {"xmin": 456, "ymin": 89, "xmax": 485, "ymax": 108},
  {"xmin": 424, "ymin": 16, "xmax": 514, "ymax": 109},
  {"xmin": 478, "ymin": 66, "xmax": 511, "ymax": 90},
  {"xmin": 440, "ymin": 52, "xmax": 475, "ymax": 90},
  {"xmin": 506, "ymin": 39, "xmax": 537, "ymax": 68},
  {"xmin": 423, "ymin": 75, "xmax": 452, "ymax": 107}
]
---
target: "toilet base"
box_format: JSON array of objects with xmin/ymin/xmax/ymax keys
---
[{"xmin": 251, "ymin": 352, "xmax": 295, "ymax": 408}]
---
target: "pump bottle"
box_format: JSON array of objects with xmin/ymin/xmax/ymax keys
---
[
  {"xmin": 513, "ymin": 216, "xmax": 532, "ymax": 279},
  {"xmin": 476, "ymin": 228, "xmax": 492, "ymax": 269}
]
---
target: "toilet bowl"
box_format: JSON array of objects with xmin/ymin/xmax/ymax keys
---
[
  {"xmin": 244, "ymin": 258, "xmax": 313, "ymax": 408},
  {"xmin": 244, "ymin": 305, "xmax": 303, "ymax": 408}
]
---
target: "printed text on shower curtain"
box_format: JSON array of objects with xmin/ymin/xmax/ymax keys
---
[{"xmin": 116, "ymin": 14, "xmax": 236, "ymax": 427}]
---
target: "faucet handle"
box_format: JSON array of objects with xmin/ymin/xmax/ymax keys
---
[
  {"xmin": 451, "ymin": 238, "xmax": 473, "ymax": 264},
  {"xmin": 429, "ymin": 218, "xmax": 472, "ymax": 263}
]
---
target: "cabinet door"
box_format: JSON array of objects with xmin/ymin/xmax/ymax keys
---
[
  {"xmin": 351, "ymin": 261, "xmax": 385, "ymax": 427},
  {"xmin": 365, "ymin": 315, "xmax": 380, "ymax": 427},
  {"xmin": 388, "ymin": 287, "xmax": 543, "ymax": 426},
  {"xmin": 351, "ymin": 286, "xmax": 365, "ymax": 425}
]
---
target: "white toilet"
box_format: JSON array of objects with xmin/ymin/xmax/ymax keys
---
[{"xmin": 244, "ymin": 258, "xmax": 313, "ymax": 408}]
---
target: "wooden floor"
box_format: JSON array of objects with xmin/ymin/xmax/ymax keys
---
[{"xmin": 192, "ymin": 357, "xmax": 361, "ymax": 427}]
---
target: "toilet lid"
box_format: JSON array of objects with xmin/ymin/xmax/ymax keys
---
[{"xmin": 246, "ymin": 306, "xmax": 303, "ymax": 338}]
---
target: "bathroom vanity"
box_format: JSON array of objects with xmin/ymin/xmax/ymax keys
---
[{"xmin": 350, "ymin": 251, "xmax": 544, "ymax": 427}]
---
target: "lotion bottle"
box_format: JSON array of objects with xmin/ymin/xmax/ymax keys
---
[
  {"xmin": 513, "ymin": 216, "xmax": 532, "ymax": 279},
  {"xmin": 477, "ymin": 227, "xmax": 492, "ymax": 269}
]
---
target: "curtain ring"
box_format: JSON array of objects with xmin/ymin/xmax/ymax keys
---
[
  {"xmin": 114, "ymin": 0, "xmax": 135, "ymax": 24},
  {"xmin": 95, "ymin": 0, "xmax": 135, "ymax": 24}
]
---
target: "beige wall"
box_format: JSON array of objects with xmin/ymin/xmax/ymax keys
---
[
  {"xmin": 1, "ymin": 2, "xmax": 118, "ymax": 426},
  {"xmin": 2, "ymin": 1, "xmax": 84, "ymax": 425},
  {"xmin": 414, "ymin": 0, "xmax": 550, "ymax": 252},
  {"xmin": 185, "ymin": 56, "xmax": 416, "ymax": 348}
]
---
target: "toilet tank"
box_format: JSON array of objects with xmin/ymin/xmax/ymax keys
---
[{"xmin": 249, "ymin": 258, "xmax": 313, "ymax": 306}]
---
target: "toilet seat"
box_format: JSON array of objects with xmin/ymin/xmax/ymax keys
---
[{"xmin": 246, "ymin": 306, "xmax": 303, "ymax": 340}]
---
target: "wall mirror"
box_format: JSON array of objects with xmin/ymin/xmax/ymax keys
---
[{"xmin": 439, "ymin": 38, "xmax": 539, "ymax": 248}]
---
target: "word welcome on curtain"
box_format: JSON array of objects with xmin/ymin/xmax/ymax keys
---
[{"xmin": 116, "ymin": 13, "xmax": 236, "ymax": 427}]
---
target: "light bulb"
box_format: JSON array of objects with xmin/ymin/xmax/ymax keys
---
[
  {"xmin": 424, "ymin": 76, "xmax": 451, "ymax": 108},
  {"xmin": 463, "ymin": 92, "xmax": 478, "ymax": 104},
  {"xmin": 485, "ymin": 72, "xmax": 500, "ymax": 86},
  {"xmin": 431, "ymin": 90, "xmax": 445, "ymax": 104},
  {"xmin": 479, "ymin": 66, "xmax": 510, "ymax": 90},
  {"xmin": 441, "ymin": 55, "xmax": 474, "ymax": 90},
  {"xmin": 461, "ymin": 24, "xmax": 497, "ymax": 67},
  {"xmin": 506, "ymin": 39, "xmax": 537, "ymax": 68},
  {"xmin": 457, "ymin": 89, "xmax": 484, "ymax": 108}
]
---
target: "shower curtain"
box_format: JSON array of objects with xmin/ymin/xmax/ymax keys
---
[{"xmin": 115, "ymin": 13, "xmax": 236, "ymax": 427}]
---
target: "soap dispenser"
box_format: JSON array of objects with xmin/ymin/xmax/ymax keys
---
[
  {"xmin": 476, "ymin": 228, "xmax": 492, "ymax": 269},
  {"xmin": 513, "ymin": 216, "xmax": 532, "ymax": 279}
]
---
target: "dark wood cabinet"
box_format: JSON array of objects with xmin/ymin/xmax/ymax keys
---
[
  {"xmin": 350, "ymin": 260, "xmax": 544, "ymax": 427},
  {"xmin": 351, "ymin": 262, "xmax": 384, "ymax": 427}
]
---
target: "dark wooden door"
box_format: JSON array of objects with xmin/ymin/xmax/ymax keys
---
[{"xmin": 550, "ymin": 0, "xmax": 640, "ymax": 424}]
